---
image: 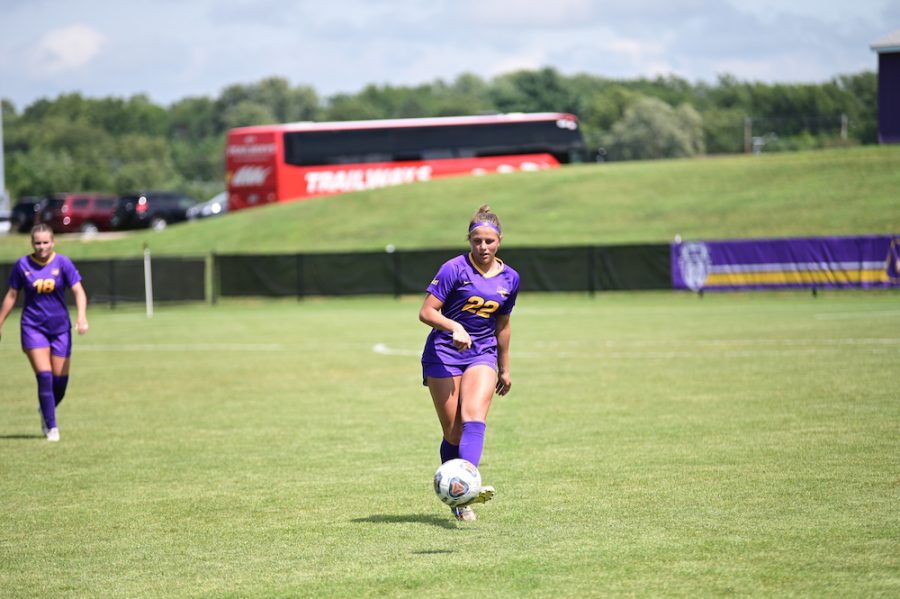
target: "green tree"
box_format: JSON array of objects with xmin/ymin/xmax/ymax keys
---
[
  {"xmin": 169, "ymin": 96, "xmax": 222, "ymax": 139},
  {"xmin": 171, "ymin": 135, "xmax": 225, "ymax": 183},
  {"xmin": 216, "ymin": 78, "xmax": 321, "ymax": 126},
  {"xmin": 702, "ymin": 107, "xmax": 747, "ymax": 154},
  {"xmin": 489, "ymin": 67, "xmax": 579, "ymax": 114},
  {"xmin": 0, "ymin": 67, "xmax": 883, "ymax": 200},
  {"xmin": 222, "ymin": 101, "xmax": 277, "ymax": 130},
  {"xmin": 324, "ymin": 93, "xmax": 384, "ymax": 121},
  {"xmin": 440, "ymin": 73, "xmax": 493, "ymax": 115},
  {"xmin": 604, "ymin": 97, "xmax": 706, "ymax": 161}
]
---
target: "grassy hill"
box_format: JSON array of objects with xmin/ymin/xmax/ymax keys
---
[{"xmin": 2, "ymin": 145, "xmax": 898, "ymax": 261}]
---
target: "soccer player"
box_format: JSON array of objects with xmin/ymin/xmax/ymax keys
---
[
  {"xmin": 419, "ymin": 204, "xmax": 520, "ymax": 521},
  {"xmin": 0, "ymin": 224, "xmax": 89, "ymax": 442}
]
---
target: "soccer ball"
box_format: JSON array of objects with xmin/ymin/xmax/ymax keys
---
[{"xmin": 433, "ymin": 459, "xmax": 481, "ymax": 507}]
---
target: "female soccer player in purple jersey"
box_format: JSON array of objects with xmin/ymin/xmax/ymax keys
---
[
  {"xmin": 419, "ymin": 204, "xmax": 520, "ymax": 521},
  {"xmin": 0, "ymin": 224, "xmax": 89, "ymax": 442}
]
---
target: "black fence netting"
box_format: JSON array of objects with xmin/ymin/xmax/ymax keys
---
[
  {"xmin": 0, "ymin": 257, "xmax": 206, "ymax": 306},
  {"xmin": 78, "ymin": 258, "xmax": 206, "ymax": 304},
  {"xmin": 214, "ymin": 244, "xmax": 670, "ymax": 298},
  {"xmin": 1, "ymin": 245, "xmax": 670, "ymax": 304}
]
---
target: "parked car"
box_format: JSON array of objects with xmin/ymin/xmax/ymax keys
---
[
  {"xmin": 11, "ymin": 196, "xmax": 47, "ymax": 233},
  {"xmin": 187, "ymin": 192, "xmax": 228, "ymax": 220},
  {"xmin": 0, "ymin": 209, "xmax": 10, "ymax": 235},
  {"xmin": 38, "ymin": 193, "xmax": 120, "ymax": 234},
  {"xmin": 114, "ymin": 192, "xmax": 196, "ymax": 231}
]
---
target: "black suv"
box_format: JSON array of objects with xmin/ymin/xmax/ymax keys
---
[
  {"xmin": 113, "ymin": 192, "xmax": 197, "ymax": 231},
  {"xmin": 11, "ymin": 196, "xmax": 48, "ymax": 233}
]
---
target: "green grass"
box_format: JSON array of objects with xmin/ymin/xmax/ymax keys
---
[
  {"xmin": 2, "ymin": 145, "xmax": 898, "ymax": 261},
  {"xmin": 1, "ymin": 292, "xmax": 898, "ymax": 597}
]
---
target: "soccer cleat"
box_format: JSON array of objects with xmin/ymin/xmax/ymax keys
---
[
  {"xmin": 452, "ymin": 506, "xmax": 476, "ymax": 522},
  {"xmin": 462, "ymin": 485, "xmax": 495, "ymax": 506},
  {"xmin": 39, "ymin": 408, "xmax": 48, "ymax": 436},
  {"xmin": 46, "ymin": 428, "xmax": 60, "ymax": 442}
]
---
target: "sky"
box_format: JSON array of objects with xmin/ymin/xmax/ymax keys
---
[{"xmin": 1, "ymin": 0, "xmax": 898, "ymax": 110}]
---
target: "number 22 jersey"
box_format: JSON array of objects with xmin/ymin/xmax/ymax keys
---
[{"xmin": 422, "ymin": 253, "xmax": 520, "ymax": 365}]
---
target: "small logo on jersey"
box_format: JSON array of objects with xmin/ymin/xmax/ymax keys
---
[
  {"xmin": 498, "ymin": 287, "xmax": 509, "ymax": 296},
  {"xmin": 52, "ymin": 269, "xmax": 60, "ymax": 276},
  {"xmin": 430, "ymin": 279, "xmax": 439, "ymax": 285},
  {"xmin": 461, "ymin": 280, "xmax": 472, "ymax": 286},
  {"xmin": 24, "ymin": 270, "xmax": 32, "ymax": 277}
]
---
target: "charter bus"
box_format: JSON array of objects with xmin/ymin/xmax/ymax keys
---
[{"xmin": 225, "ymin": 112, "xmax": 586, "ymax": 211}]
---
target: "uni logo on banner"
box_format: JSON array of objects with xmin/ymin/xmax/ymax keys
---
[{"xmin": 888, "ymin": 238, "xmax": 900, "ymax": 283}]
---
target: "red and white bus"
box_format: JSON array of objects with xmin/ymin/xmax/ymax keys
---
[{"xmin": 225, "ymin": 112, "xmax": 585, "ymax": 211}]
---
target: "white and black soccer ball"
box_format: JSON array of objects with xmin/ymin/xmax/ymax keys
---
[{"xmin": 433, "ymin": 458, "xmax": 481, "ymax": 507}]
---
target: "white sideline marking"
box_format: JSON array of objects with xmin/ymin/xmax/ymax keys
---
[
  {"xmin": 532, "ymin": 338, "xmax": 900, "ymax": 348},
  {"xmin": 372, "ymin": 343, "xmax": 419, "ymax": 357},
  {"xmin": 372, "ymin": 338, "xmax": 899, "ymax": 360},
  {"xmin": 79, "ymin": 343, "xmax": 285, "ymax": 352},
  {"xmin": 815, "ymin": 310, "xmax": 900, "ymax": 320}
]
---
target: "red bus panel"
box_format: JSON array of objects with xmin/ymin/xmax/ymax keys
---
[
  {"xmin": 226, "ymin": 113, "xmax": 583, "ymax": 211},
  {"xmin": 226, "ymin": 131, "xmax": 280, "ymax": 210}
]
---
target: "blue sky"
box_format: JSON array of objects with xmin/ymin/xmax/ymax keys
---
[{"xmin": 1, "ymin": 0, "xmax": 897, "ymax": 109}]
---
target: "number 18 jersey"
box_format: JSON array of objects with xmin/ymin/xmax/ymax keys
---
[
  {"xmin": 422, "ymin": 253, "xmax": 520, "ymax": 365},
  {"xmin": 8, "ymin": 253, "xmax": 81, "ymax": 335}
]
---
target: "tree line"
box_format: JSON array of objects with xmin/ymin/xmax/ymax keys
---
[{"xmin": 1, "ymin": 68, "xmax": 878, "ymax": 201}]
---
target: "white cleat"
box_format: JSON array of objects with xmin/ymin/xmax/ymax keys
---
[
  {"xmin": 452, "ymin": 506, "xmax": 476, "ymax": 522},
  {"xmin": 46, "ymin": 428, "xmax": 60, "ymax": 442}
]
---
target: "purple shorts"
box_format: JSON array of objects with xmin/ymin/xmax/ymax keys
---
[
  {"xmin": 21, "ymin": 325, "xmax": 72, "ymax": 357},
  {"xmin": 422, "ymin": 355, "xmax": 497, "ymax": 385}
]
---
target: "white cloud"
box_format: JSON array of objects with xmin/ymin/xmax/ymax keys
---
[
  {"xmin": 26, "ymin": 24, "xmax": 105, "ymax": 77},
  {"xmin": 0, "ymin": 0, "xmax": 890, "ymax": 108},
  {"xmin": 460, "ymin": 0, "xmax": 595, "ymax": 27},
  {"xmin": 605, "ymin": 36, "xmax": 668, "ymax": 65}
]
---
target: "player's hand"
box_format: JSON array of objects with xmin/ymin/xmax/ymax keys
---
[
  {"xmin": 451, "ymin": 325, "xmax": 471, "ymax": 351},
  {"xmin": 76, "ymin": 319, "xmax": 89, "ymax": 335},
  {"xmin": 496, "ymin": 371, "xmax": 512, "ymax": 396}
]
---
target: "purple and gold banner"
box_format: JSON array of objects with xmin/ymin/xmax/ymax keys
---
[{"xmin": 672, "ymin": 235, "xmax": 900, "ymax": 291}]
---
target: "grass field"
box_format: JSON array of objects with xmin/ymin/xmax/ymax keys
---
[
  {"xmin": 1, "ymin": 145, "xmax": 899, "ymax": 261},
  {"xmin": 1, "ymin": 292, "xmax": 898, "ymax": 597}
]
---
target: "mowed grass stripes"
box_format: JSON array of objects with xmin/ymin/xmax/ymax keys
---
[{"xmin": 1, "ymin": 291, "xmax": 898, "ymax": 597}]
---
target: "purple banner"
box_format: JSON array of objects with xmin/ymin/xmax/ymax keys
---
[{"xmin": 671, "ymin": 235, "xmax": 900, "ymax": 291}]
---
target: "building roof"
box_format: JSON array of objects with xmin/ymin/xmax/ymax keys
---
[{"xmin": 871, "ymin": 28, "xmax": 900, "ymax": 53}]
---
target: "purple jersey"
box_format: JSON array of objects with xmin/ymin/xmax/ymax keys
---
[
  {"xmin": 8, "ymin": 253, "xmax": 82, "ymax": 335},
  {"xmin": 422, "ymin": 253, "xmax": 520, "ymax": 365}
]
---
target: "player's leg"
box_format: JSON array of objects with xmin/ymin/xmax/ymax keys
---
[
  {"xmin": 457, "ymin": 363, "xmax": 498, "ymax": 508},
  {"xmin": 426, "ymin": 374, "xmax": 463, "ymax": 455},
  {"xmin": 24, "ymin": 345, "xmax": 57, "ymax": 440},
  {"xmin": 457, "ymin": 363, "xmax": 497, "ymax": 466},
  {"xmin": 50, "ymin": 331, "xmax": 72, "ymax": 406},
  {"xmin": 427, "ymin": 374, "xmax": 473, "ymax": 521},
  {"xmin": 424, "ymin": 361, "xmax": 465, "ymax": 462}
]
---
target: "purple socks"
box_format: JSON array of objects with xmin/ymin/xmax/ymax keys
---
[
  {"xmin": 458, "ymin": 421, "xmax": 486, "ymax": 467},
  {"xmin": 53, "ymin": 375, "xmax": 69, "ymax": 407},
  {"xmin": 440, "ymin": 439, "xmax": 459, "ymax": 463},
  {"xmin": 36, "ymin": 372, "xmax": 56, "ymax": 429}
]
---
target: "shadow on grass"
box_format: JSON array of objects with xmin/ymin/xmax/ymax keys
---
[
  {"xmin": 353, "ymin": 513, "xmax": 459, "ymax": 530},
  {"xmin": 0, "ymin": 433, "xmax": 45, "ymax": 440}
]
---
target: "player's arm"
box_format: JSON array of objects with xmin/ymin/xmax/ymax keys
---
[
  {"xmin": 495, "ymin": 313, "xmax": 512, "ymax": 396},
  {"xmin": 0, "ymin": 287, "xmax": 19, "ymax": 342},
  {"xmin": 71, "ymin": 282, "xmax": 89, "ymax": 335},
  {"xmin": 418, "ymin": 293, "xmax": 471, "ymax": 350}
]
